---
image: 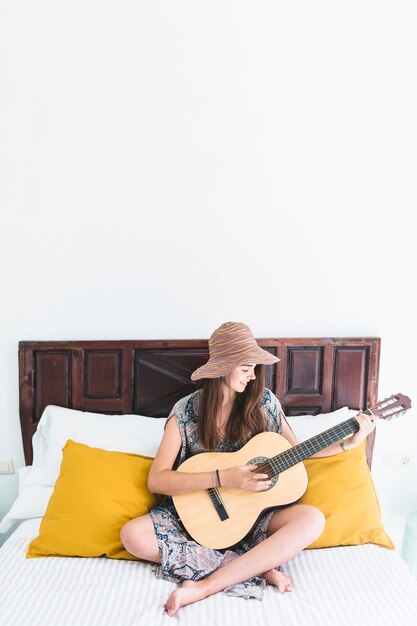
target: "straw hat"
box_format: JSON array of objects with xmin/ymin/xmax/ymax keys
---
[{"xmin": 191, "ymin": 322, "xmax": 280, "ymax": 381}]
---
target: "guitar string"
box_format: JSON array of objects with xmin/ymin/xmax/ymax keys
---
[
  {"xmin": 247, "ymin": 400, "xmax": 401, "ymax": 477},
  {"xmin": 254, "ymin": 419, "xmax": 359, "ymax": 477},
  {"xmin": 243, "ymin": 400, "xmax": 402, "ymax": 477},
  {"xmin": 212, "ymin": 401, "xmax": 402, "ymax": 482},
  {"xmin": 254, "ymin": 405, "xmax": 391, "ymax": 476}
]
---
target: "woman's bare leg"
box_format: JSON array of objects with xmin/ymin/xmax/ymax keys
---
[
  {"xmin": 262, "ymin": 503, "xmax": 309, "ymax": 592},
  {"xmin": 120, "ymin": 514, "xmax": 161, "ymax": 563},
  {"xmin": 165, "ymin": 504, "xmax": 325, "ymax": 616}
]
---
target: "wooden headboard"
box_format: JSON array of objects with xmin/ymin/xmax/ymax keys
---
[{"xmin": 19, "ymin": 337, "xmax": 380, "ymax": 466}]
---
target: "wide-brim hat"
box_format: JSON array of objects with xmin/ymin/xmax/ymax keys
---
[{"xmin": 191, "ymin": 321, "xmax": 280, "ymax": 381}]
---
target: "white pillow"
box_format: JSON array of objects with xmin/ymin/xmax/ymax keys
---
[
  {"xmin": 0, "ymin": 467, "xmax": 54, "ymax": 533},
  {"xmin": 286, "ymin": 406, "xmax": 358, "ymax": 442},
  {"xmin": 0, "ymin": 484, "xmax": 53, "ymax": 533},
  {"xmin": 75, "ymin": 422, "xmax": 164, "ymax": 457},
  {"xmin": 24, "ymin": 405, "xmax": 167, "ymax": 487}
]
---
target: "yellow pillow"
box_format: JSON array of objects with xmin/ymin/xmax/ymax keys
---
[
  {"xmin": 27, "ymin": 440, "xmax": 158, "ymax": 559},
  {"xmin": 300, "ymin": 440, "xmax": 394, "ymax": 550}
]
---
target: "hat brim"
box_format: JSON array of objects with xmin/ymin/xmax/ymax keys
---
[{"xmin": 191, "ymin": 347, "xmax": 280, "ymax": 381}]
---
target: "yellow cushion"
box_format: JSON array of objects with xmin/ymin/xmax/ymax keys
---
[
  {"xmin": 300, "ymin": 441, "xmax": 394, "ymax": 550},
  {"xmin": 27, "ymin": 440, "xmax": 158, "ymax": 559}
]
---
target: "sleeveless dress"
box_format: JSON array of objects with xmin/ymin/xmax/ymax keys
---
[{"xmin": 149, "ymin": 388, "xmax": 284, "ymax": 600}]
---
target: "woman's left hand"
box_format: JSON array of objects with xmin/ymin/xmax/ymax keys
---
[{"xmin": 345, "ymin": 412, "xmax": 378, "ymax": 449}]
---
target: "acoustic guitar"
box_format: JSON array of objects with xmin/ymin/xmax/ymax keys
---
[{"xmin": 173, "ymin": 393, "xmax": 411, "ymax": 549}]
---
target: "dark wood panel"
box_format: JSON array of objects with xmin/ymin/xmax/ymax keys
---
[
  {"xmin": 286, "ymin": 347, "xmax": 323, "ymax": 395},
  {"xmin": 285, "ymin": 406, "xmax": 322, "ymax": 416},
  {"xmin": 333, "ymin": 347, "xmax": 368, "ymax": 410},
  {"xmin": 72, "ymin": 347, "xmax": 135, "ymax": 414},
  {"xmin": 85, "ymin": 350, "xmax": 122, "ymax": 399},
  {"xmin": 134, "ymin": 349, "xmax": 207, "ymax": 416},
  {"xmin": 35, "ymin": 351, "xmax": 72, "ymax": 420}
]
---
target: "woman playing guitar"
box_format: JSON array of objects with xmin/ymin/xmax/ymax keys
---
[{"xmin": 120, "ymin": 322, "xmax": 376, "ymax": 616}]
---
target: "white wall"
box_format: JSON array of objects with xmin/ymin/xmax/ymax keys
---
[{"xmin": 1, "ymin": 1, "xmax": 416, "ymax": 548}]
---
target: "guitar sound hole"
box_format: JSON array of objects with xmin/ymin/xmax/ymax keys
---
[{"xmin": 247, "ymin": 457, "xmax": 278, "ymax": 491}]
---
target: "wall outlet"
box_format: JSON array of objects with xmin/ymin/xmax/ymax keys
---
[
  {"xmin": 0, "ymin": 459, "xmax": 14, "ymax": 474},
  {"xmin": 382, "ymin": 451, "xmax": 412, "ymax": 469}
]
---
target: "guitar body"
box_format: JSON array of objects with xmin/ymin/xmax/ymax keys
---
[{"xmin": 173, "ymin": 432, "xmax": 308, "ymax": 549}]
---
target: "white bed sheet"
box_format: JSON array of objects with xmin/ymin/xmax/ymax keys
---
[{"xmin": 1, "ymin": 519, "xmax": 417, "ymax": 626}]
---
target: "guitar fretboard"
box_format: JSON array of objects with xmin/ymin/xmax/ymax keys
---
[{"xmin": 268, "ymin": 412, "xmax": 368, "ymax": 475}]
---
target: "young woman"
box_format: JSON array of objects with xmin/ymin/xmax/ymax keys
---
[{"xmin": 120, "ymin": 322, "xmax": 377, "ymax": 616}]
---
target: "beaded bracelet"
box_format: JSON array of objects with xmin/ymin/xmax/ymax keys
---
[{"xmin": 216, "ymin": 469, "xmax": 222, "ymax": 487}]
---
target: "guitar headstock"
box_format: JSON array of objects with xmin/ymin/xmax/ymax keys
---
[{"xmin": 370, "ymin": 393, "xmax": 412, "ymax": 420}]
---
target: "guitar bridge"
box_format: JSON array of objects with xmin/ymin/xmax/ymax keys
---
[{"xmin": 208, "ymin": 487, "xmax": 229, "ymax": 522}]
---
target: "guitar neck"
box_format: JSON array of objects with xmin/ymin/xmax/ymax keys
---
[{"xmin": 271, "ymin": 412, "xmax": 367, "ymax": 474}]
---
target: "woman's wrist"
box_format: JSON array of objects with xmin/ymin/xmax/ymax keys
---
[
  {"xmin": 339, "ymin": 439, "xmax": 350, "ymax": 452},
  {"xmin": 344, "ymin": 435, "xmax": 357, "ymax": 450},
  {"xmin": 212, "ymin": 469, "xmax": 224, "ymax": 488}
]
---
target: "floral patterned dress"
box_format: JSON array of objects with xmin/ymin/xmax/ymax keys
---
[{"xmin": 149, "ymin": 388, "xmax": 284, "ymax": 600}]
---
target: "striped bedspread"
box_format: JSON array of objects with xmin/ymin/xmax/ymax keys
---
[{"xmin": 1, "ymin": 520, "xmax": 417, "ymax": 626}]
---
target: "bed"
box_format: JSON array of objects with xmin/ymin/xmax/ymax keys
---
[{"xmin": 1, "ymin": 337, "xmax": 417, "ymax": 625}]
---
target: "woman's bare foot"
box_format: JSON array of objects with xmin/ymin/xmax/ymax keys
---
[
  {"xmin": 165, "ymin": 570, "xmax": 292, "ymax": 615},
  {"xmin": 165, "ymin": 580, "xmax": 207, "ymax": 616},
  {"xmin": 264, "ymin": 568, "xmax": 292, "ymax": 592}
]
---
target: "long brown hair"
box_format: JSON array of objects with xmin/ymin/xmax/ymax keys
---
[{"xmin": 196, "ymin": 365, "xmax": 267, "ymax": 450}]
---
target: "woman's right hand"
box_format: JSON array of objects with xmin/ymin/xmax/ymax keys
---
[{"xmin": 221, "ymin": 464, "xmax": 272, "ymax": 492}]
